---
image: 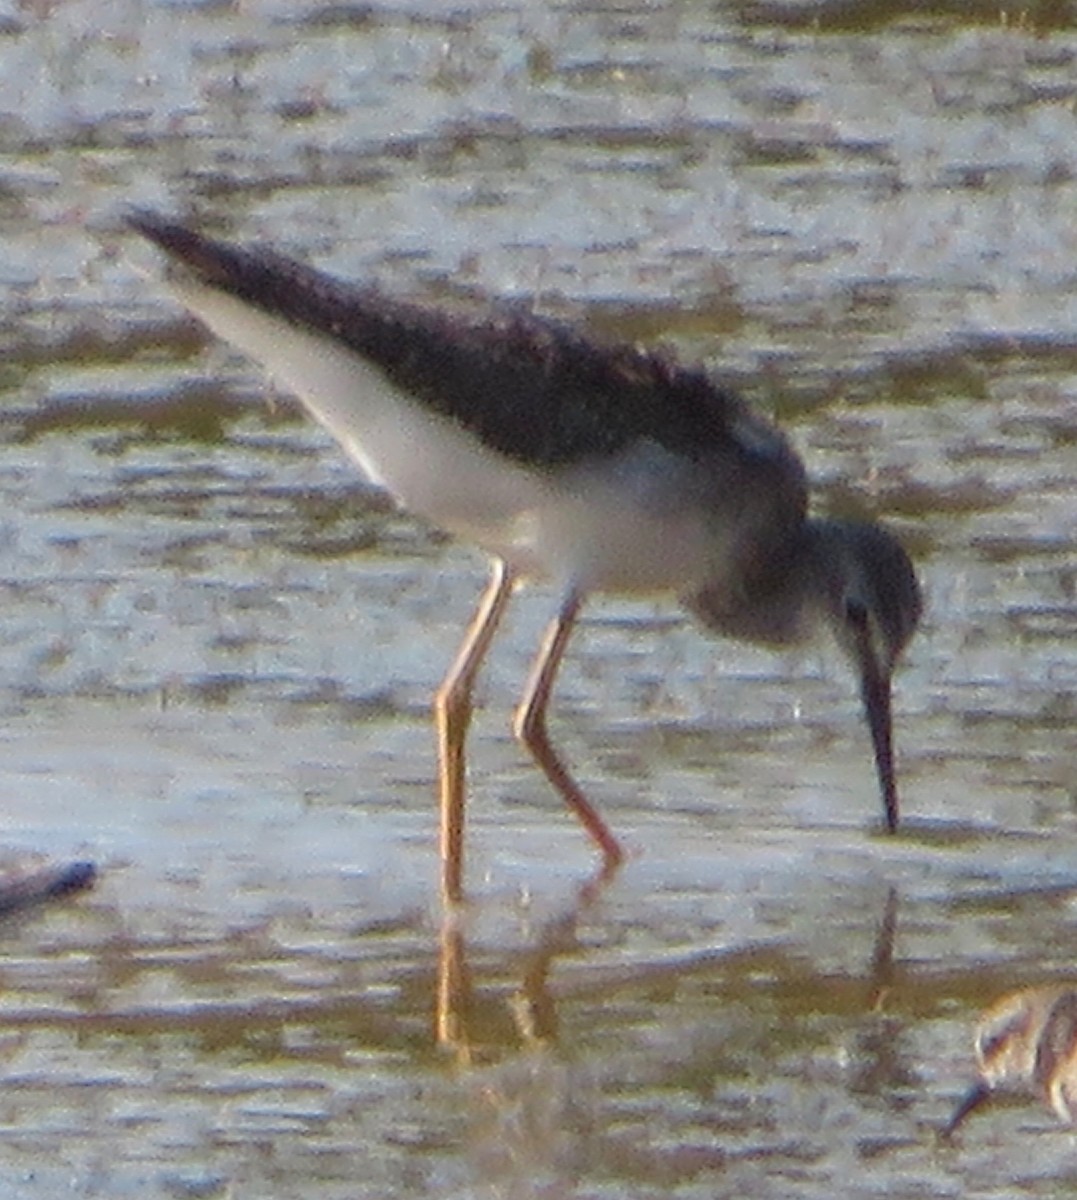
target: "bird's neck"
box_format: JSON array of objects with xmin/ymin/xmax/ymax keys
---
[{"xmin": 682, "ymin": 519, "xmax": 836, "ymax": 649}]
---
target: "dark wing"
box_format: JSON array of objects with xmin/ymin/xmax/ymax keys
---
[{"xmin": 128, "ymin": 210, "xmax": 801, "ymax": 484}]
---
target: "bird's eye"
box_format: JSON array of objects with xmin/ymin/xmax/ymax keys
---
[{"xmin": 844, "ymin": 596, "xmax": 869, "ymax": 629}]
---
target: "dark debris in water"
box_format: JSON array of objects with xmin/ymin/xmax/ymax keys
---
[{"xmin": 0, "ymin": 860, "xmax": 96, "ymax": 919}]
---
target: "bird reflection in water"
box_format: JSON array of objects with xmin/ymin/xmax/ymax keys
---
[{"xmin": 436, "ymin": 868, "xmax": 610, "ymax": 1062}]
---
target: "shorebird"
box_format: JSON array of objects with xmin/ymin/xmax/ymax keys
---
[
  {"xmin": 942, "ymin": 986, "xmax": 1077, "ymax": 1137},
  {"xmin": 128, "ymin": 210, "xmax": 921, "ymax": 903}
]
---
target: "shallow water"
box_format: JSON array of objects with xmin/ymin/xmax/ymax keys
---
[{"xmin": 0, "ymin": 0, "xmax": 1076, "ymax": 1196}]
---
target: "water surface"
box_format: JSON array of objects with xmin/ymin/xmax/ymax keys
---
[{"xmin": 0, "ymin": 1, "xmax": 1076, "ymax": 1196}]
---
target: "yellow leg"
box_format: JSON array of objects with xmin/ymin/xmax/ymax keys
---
[
  {"xmin": 434, "ymin": 559, "xmax": 515, "ymax": 905},
  {"xmin": 513, "ymin": 591, "xmax": 624, "ymax": 873}
]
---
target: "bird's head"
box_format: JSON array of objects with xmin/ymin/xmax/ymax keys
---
[{"xmin": 807, "ymin": 519, "xmax": 922, "ymax": 831}]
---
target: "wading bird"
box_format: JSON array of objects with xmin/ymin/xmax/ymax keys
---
[{"xmin": 129, "ymin": 211, "xmax": 921, "ymax": 902}]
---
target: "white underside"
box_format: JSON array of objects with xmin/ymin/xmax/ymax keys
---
[{"xmin": 170, "ymin": 279, "xmax": 726, "ymax": 596}]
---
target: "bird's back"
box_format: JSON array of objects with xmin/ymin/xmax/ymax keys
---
[
  {"xmin": 128, "ymin": 212, "xmax": 803, "ymax": 479},
  {"xmin": 130, "ymin": 211, "xmax": 809, "ymax": 593}
]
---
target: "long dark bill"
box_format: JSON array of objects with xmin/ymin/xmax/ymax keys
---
[{"xmin": 853, "ymin": 623, "xmax": 900, "ymax": 834}]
